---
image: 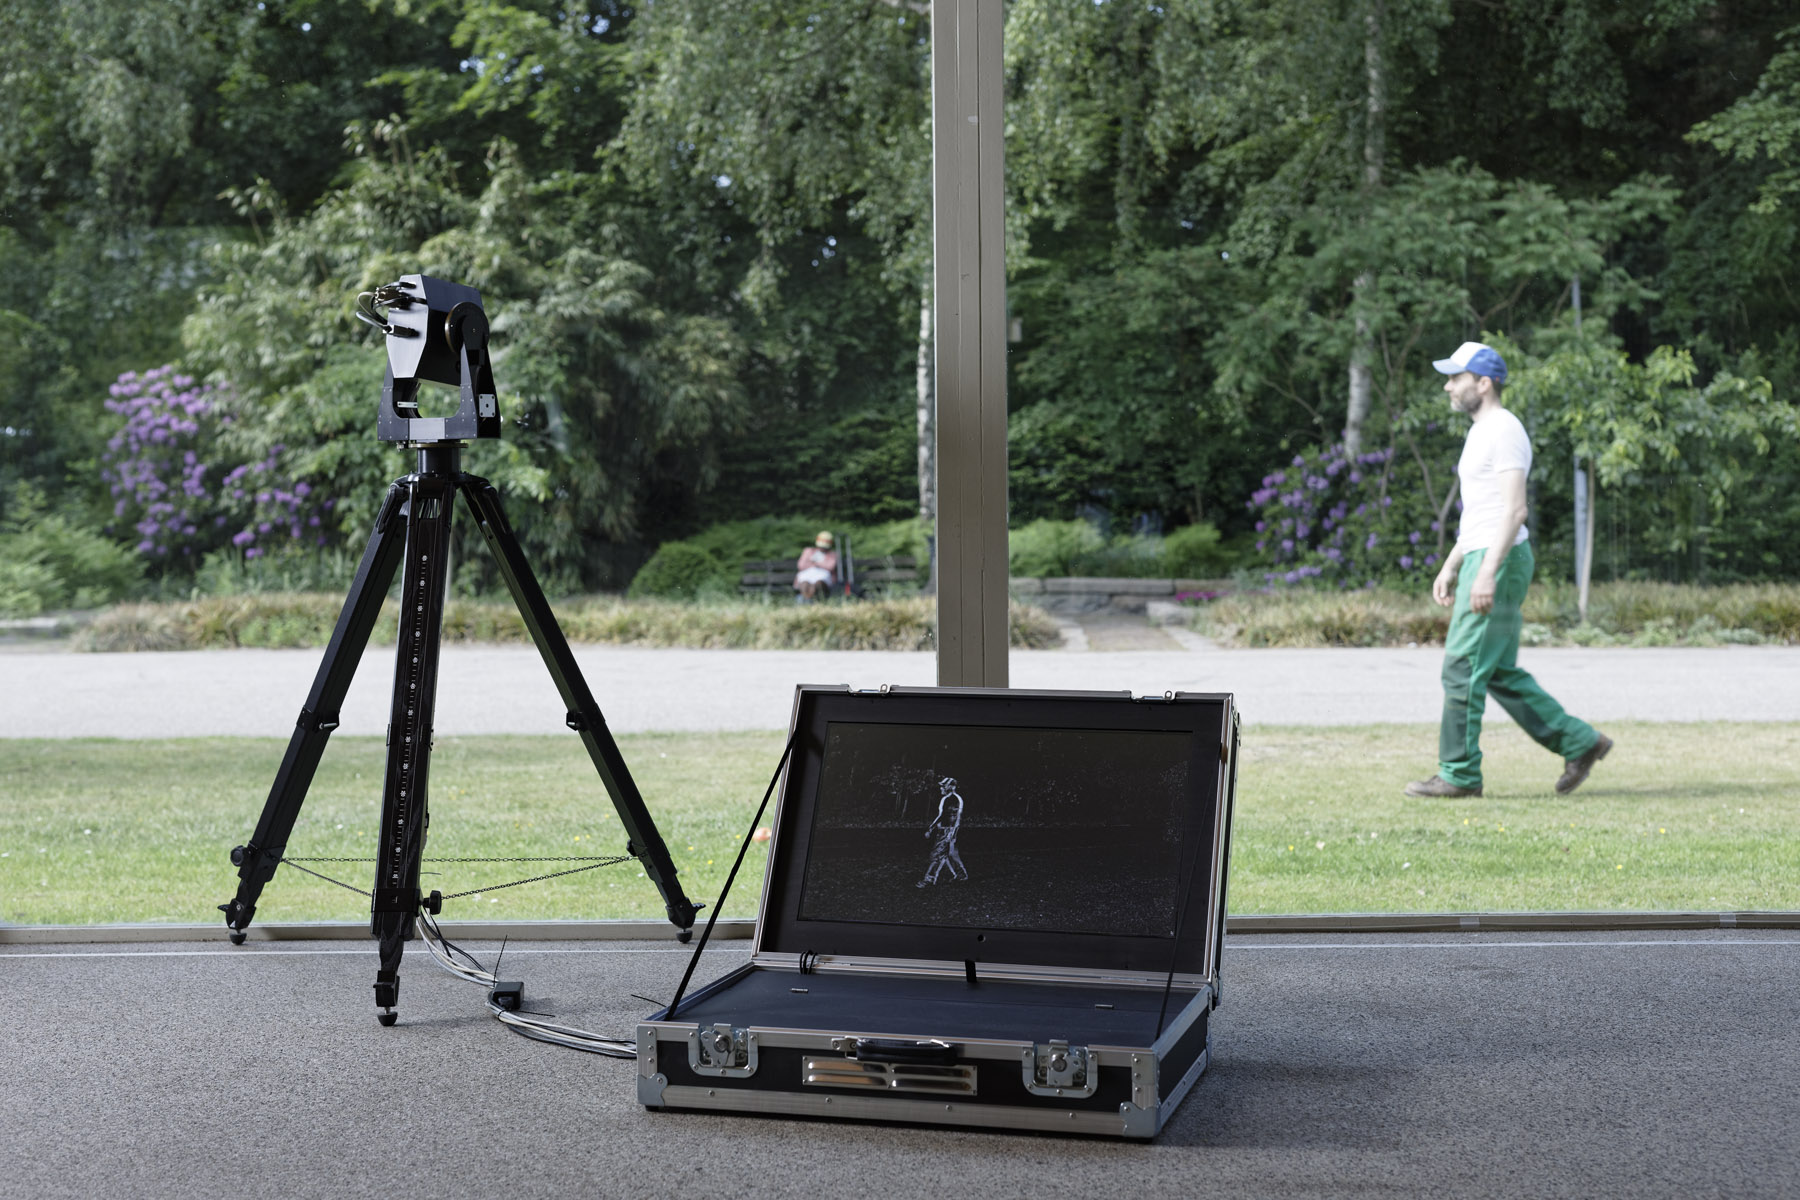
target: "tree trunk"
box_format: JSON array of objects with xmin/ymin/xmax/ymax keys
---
[
  {"xmin": 1344, "ymin": 0, "xmax": 1385, "ymax": 460},
  {"xmin": 916, "ymin": 288, "xmax": 936, "ymax": 521},
  {"xmin": 1362, "ymin": 0, "xmax": 1386, "ymax": 191},
  {"xmin": 1576, "ymin": 463, "xmax": 1595, "ymax": 621},
  {"xmin": 1346, "ymin": 313, "xmax": 1373, "ymax": 458}
]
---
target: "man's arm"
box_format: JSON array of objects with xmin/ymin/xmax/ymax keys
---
[
  {"xmin": 1431, "ymin": 546, "xmax": 1466, "ymax": 607},
  {"xmin": 1468, "ymin": 469, "xmax": 1528, "ymax": 614}
]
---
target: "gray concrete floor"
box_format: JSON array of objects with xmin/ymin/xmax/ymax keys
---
[
  {"xmin": 6, "ymin": 642, "xmax": 1797, "ymax": 737},
  {"xmin": 8, "ymin": 634, "xmax": 1798, "ymax": 1196},
  {"xmin": 5, "ymin": 930, "xmax": 1798, "ymax": 1199}
]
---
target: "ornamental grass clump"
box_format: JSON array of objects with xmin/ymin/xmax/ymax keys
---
[
  {"xmin": 1578, "ymin": 581, "xmax": 1800, "ymax": 642},
  {"xmin": 78, "ymin": 594, "xmax": 353, "ymax": 650},
  {"xmin": 78, "ymin": 594, "xmax": 1064, "ymax": 652},
  {"xmin": 1192, "ymin": 589, "xmax": 1449, "ymax": 648},
  {"xmin": 1188, "ymin": 581, "xmax": 1800, "ymax": 648}
]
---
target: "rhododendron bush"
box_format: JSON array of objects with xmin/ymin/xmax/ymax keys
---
[{"xmin": 101, "ymin": 366, "xmax": 330, "ymax": 567}]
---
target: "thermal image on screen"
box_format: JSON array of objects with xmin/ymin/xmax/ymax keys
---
[{"xmin": 796, "ymin": 721, "xmax": 1194, "ymax": 937}]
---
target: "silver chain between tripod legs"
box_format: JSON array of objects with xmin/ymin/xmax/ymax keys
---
[{"xmin": 278, "ymin": 854, "xmax": 634, "ymax": 900}]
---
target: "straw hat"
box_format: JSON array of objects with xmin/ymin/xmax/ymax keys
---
[{"xmin": 815, "ymin": 531, "xmax": 834, "ymax": 547}]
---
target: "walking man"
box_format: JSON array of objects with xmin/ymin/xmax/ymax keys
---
[
  {"xmin": 1406, "ymin": 342, "xmax": 1613, "ymax": 798},
  {"xmin": 918, "ymin": 775, "xmax": 968, "ymax": 886}
]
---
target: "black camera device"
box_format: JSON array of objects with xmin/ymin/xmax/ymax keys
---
[{"xmin": 359, "ymin": 274, "xmax": 501, "ymax": 444}]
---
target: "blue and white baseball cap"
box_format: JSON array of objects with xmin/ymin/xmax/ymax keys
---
[{"xmin": 1432, "ymin": 341, "xmax": 1508, "ymax": 385}]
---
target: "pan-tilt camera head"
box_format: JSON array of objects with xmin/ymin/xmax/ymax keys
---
[{"xmin": 356, "ymin": 274, "xmax": 501, "ymax": 445}]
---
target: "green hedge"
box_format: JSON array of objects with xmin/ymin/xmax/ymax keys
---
[
  {"xmin": 630, "ymin": 516, "xmax": 1237, "ymax": 599},
  {"xmin": 1007, "ymin": 519, "xmax": 1230, "ymax": 579},
  {"xmin": 628, "ymin": 516, "xmax": 932, "ymax": 599}
]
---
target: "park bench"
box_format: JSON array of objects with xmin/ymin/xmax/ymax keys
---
[{"xmin": 739, "ymin": 553, "xmax": 922, "ymax": 598}]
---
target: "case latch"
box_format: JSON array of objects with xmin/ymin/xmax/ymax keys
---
[
  {"xmin": 687, "ymin": 1023, "xmax": 759, "ymax": 1078},
  {"xmin": 1022, "ymin": 1039, "xmax": 1098, "ymax": 1098}
]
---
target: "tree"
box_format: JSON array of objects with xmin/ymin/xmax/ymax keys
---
[
  {"xmin": 1215, "ymin": 164, "xmax": 1675, "ymax": 550},
  {"xmin": 0, "ymin": 0, "xmax": 459, "ymax": 517},
  {"xmin": 614, "ymin": 0, "xmax": 935, "ymax": 519},
  {"xmin": 11, "ymin": 0, "xmax": 1800, "ymax": 588},
  {"xmin": 182, "ymin": 133, "xmax": 745, "ymax": 587},
  {"xmin": 1506, "ymin": 340, "xmax": 1798, "ymax": 582},
  {"xmin": 1690, "ymin": 23, "xmax": 1800, "ymax": 214}
]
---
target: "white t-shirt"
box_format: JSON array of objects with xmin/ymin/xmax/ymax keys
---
[{"xmin": 1455, "ymin": 407, "xmax": 1531, "ymax": 554}]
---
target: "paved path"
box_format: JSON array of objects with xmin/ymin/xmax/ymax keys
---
[
  {"xmin": 3, "ymin": 643, "xmax": 1795, "ymax": 737},
  {"xmin": 5, "ymin": 930, "xmax": 1797, "ymax": 1198}
]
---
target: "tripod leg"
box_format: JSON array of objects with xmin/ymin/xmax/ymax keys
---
[
  {"xmin": 370, "ymin": 472, "xmax": 457, "ymax": 1024},
  {"xmin": 460, "ymin": 480, "xmax": 700, "ymax": 934},
  {"xmin": 221, "ymin": 484, "xmax": 408, "ymax": 943}
]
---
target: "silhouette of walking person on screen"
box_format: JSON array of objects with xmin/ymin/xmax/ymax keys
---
[{"xmin": 918, "ymin": 775, "xmax": 968, "ymax": 887}]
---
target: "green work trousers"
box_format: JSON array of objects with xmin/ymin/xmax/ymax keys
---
[{"xmin": 1438, "ymin": 542, "xmax": 1598, "ymax": 789}]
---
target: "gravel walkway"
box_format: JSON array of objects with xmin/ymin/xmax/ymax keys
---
[{"xmin": 3, "ymin": 642, "xmax": 1796, "ymax": 737}]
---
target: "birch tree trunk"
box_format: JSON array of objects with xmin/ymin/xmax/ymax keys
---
[
  {"xmin": 1344, "ymin": 0, "xmax": 1385, "ymax": 459},
  {"xmin": 916, "ymin": 288, "xmax": 936, "ymax": 521}
]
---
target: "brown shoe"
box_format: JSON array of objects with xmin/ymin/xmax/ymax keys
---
[
  {"xmin": 1555, "ymin": 733, "xmax": 1613, "ymax": 795},
  {"xmin": 1404, "ymin": 775, "xmax": 1482, "ymax": 798}
]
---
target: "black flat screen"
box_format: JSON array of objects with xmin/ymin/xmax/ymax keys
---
[{"xmin": 796, "ymin": 721, "xmax": 1191, "ymax": 938}]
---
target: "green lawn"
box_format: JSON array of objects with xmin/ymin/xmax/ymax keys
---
[{"xmin": 3, "ymin": 722, "xmax": 1796, "ymax": 925}]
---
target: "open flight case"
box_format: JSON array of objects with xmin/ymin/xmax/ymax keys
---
[{"xmin": 638, "ymin": 684, "xmax": 1239, "ymax": 1139}]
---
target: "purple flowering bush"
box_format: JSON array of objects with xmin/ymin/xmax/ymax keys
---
[
  {"xmin": 101, "ymin": 366, "xmax": 333, "ymax": 568},
  {"xmin": 1245, "ymin": 443, "xmax": 1455, "ymax": 588}
]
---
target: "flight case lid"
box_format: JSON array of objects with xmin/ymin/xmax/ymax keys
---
[{"xmin": 751, "ymin": 685, "xmax": 1237, "ymax": 984}]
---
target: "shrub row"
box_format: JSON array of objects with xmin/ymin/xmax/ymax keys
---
[
  {"xmin": 1189, "ymin": 581, "xmax": 1800, "ymax": 648},
  {"xmin": 628, "ymin": 516, "xmax": 933, "ymax": 599},
  {"xmin": 630, "ymin": 515, "xmax": 1238, "ymax": 598},
  {"xmin": 1006, "ymin": 519, "xmax": 1232, "ymax": 579},
  {"xmin": 75, "ymin": 594, "xmax": 1064, "ymax": 653}
]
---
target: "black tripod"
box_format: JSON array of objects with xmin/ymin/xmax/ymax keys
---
[{"xmin": 220, "ymin": 275, "xmax": 698, "ymax": 1025}]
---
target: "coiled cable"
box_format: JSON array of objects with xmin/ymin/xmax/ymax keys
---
[{"xmin": 414, "ymin": 911, "xmax": 638, "ymax": 1058}]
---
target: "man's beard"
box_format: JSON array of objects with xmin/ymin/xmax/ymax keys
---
[{"xmin": 1449, "ymin": 389, "xmax": 1482, "ymax": 414}]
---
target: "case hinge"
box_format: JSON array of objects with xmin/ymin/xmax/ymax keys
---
[
  {"xmin": 687, "ymin": 1023, "xmax": 758, "ymax": 1078},
  {"xmin": 1022, "ymin": 1039, "xmax": 1098, "ymax": 1098}
]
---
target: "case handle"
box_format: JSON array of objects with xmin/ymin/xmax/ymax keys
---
[{"xmin": 851, "ymin": 1038, "xmax": 960, "ymax": 1065}]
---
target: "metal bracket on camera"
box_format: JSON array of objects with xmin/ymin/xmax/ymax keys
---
[{"xmin": 368, "ymin": 274, "xmax": 501, "ymax": 445}]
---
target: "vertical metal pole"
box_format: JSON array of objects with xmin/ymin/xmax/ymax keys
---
[
  {"xmin": 1573, "ymin": 464, "xmax": 1589, "ymax": 609},
  {"xmin": 1571, "ymin": 275, "xmax": 1591, "ymax": 622},
  {"xmin": 931, "ymin": 0, "xmax": 1009, "ymax": 687}
]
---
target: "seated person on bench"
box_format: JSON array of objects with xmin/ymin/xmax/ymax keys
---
[{"xmin": 793, "ymin": 531, "xmax": 839, "ymax": 602}]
